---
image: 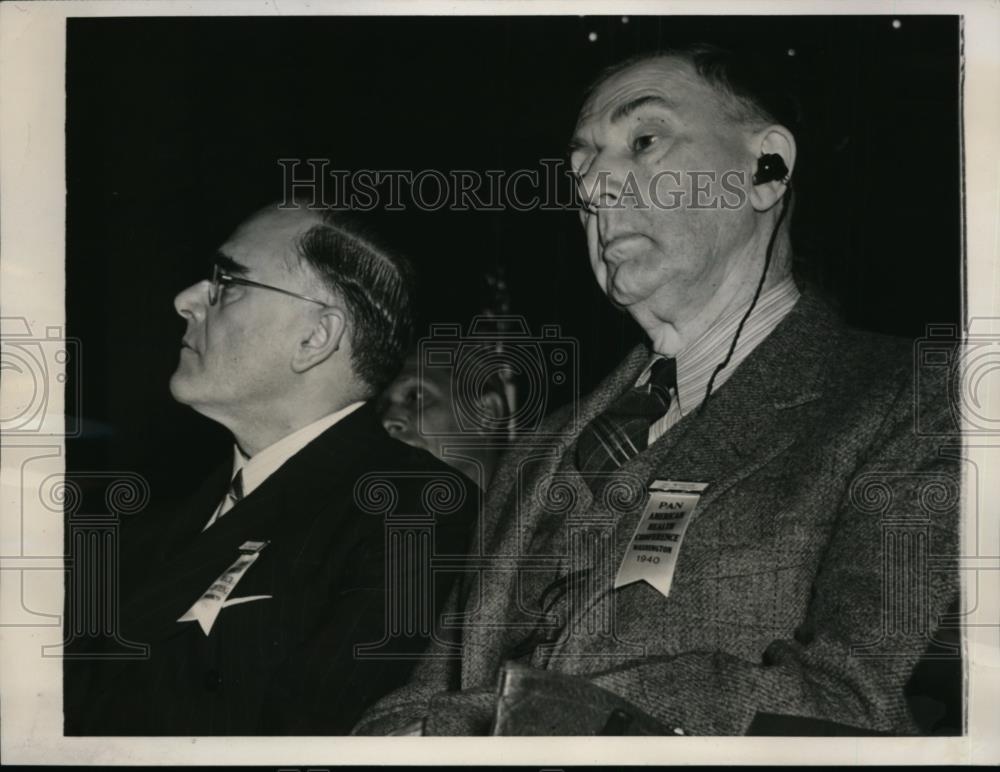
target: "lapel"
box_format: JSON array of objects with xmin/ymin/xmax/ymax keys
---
[
  {"xmin": 463, "ymin": 346, "xmax": 650, "ymax": 670},
  {"xmin": 124, "ymin": 403, "xmax": 386, "ymax": 643},
  {"xmin": 481, "ymin": 344, "xmax": 650, "ymax": 559},
  {"xmin": 581, "ymin": 289, "xmax": 841, "ymax": 599}
]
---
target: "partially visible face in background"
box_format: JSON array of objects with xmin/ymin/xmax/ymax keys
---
[{"xmin": 378, "ymin": 351, "xmax": 463, "ymax": 458}]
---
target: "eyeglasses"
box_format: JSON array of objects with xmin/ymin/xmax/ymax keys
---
[{"xmin": 208, "ymin": 263, "xmax": 329, "ymax": 307}]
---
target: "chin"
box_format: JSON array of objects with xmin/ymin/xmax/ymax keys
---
[
  {"xmin": 606, "ymin": 276, "xmax": 653, "ymax": 311},
  {"xmin": 168, "ymin": 372, "xmax": 199, "ymax": 406}
]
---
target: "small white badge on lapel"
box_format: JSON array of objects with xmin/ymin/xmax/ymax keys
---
[
  {"xmin": 614, "ymin": 480, "xmax": 708, "ymax": 598},
  {"xmin": 178, "ymin": 540, "xmax": 271, "ymax": 635}
]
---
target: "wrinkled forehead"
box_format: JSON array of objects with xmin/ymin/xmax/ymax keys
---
[{"xmin": 575, "ymin": 56, "xmax": 722, "ymax": 131}]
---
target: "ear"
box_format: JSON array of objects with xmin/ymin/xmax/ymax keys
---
[
  {"xmin": 473, "ymin": 389, "xmax": 506, "ymax": 434},
  {"xmin": 748, "ymin": 125, "xmax": 796, "ymax": 213},
  {"xmin": 291, "ymin": 305, "xmax": 347, "ymax": 373}
]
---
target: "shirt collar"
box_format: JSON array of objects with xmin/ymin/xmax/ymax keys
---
[
  {"xmin": 229, "ymin": 401, "xmax": 366, "ymax": 498},
  {"xmin": 636, "ymin": 276, "xmax": 800, "ymax": 415}
]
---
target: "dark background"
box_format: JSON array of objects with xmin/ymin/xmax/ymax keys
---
[{"xmin": 66, "ymin": 15, "xmax": 963, "ymax": 503}]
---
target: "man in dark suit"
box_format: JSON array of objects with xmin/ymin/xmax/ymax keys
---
[
  {"xmin": 65, "ymin": 203, "xmax": 477, "ymax": 735},
  {"xmin": 353, "ymin": 46, "xmax": 961, "ymax": 736}
]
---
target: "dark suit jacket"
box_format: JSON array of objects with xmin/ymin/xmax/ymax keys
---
[
  {"xmin": 354, "ymin": 291, "xmax": 961, "ymax": 736},
  {"xmin": 65, "ymin": 403, "xmax": 478, "ymax": 735}
]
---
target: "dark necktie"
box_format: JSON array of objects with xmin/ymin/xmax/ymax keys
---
[
  {"xmin": 575, "ymin": 357, "xmax": 677, "ymax": 480},
  {"xmin": 219, "ymin": 468, "xmax": 244, "ymax": 519}
]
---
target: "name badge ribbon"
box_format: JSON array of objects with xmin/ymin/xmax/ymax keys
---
[
  {"xmin": 178, "ymin": 540, "xmax": 270, "ymax": 635},
  {"xmin": 614, "ymin": 480, "xmax": 708, "ymax": 598}
]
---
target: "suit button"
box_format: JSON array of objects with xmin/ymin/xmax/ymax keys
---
[
  {"xmin": 204, "ymin": 669, "xmax": 223, "ymax": 691},
  {"xmin": 794, "ymin": 625, "xmax": 815, "ymax": 645}
]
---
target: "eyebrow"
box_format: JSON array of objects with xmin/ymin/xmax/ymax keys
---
[
  {"xmin": 609, "ymin": 95, "xmax": 677, "ymax": 123},
  {"xmin": 568, "ymin": 94, "xmax": 678, "ymax": 156},
  {"xmin": 212, "ymin": 251, "xmax": 249, "ymax": 275}
]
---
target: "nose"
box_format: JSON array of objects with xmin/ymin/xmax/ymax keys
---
[
  {"xmin": 381, "ymin": 406, "xmax": 412, "ymax": 439},
  {"xmin": 576, "ymin": 149, "xmax": 624, "ymax": 213},
  {"xmin": 174, "ymin": 280, "xmax": 210, "ymax": 322}
]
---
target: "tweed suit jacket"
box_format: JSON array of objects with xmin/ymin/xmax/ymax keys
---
[
  {"xmin": 64, "ymin": 403, "xmax": 478, "ymax": 735},
  {"xmin": 354, "ymin": 291, "xmax": 961, "ymax": 736}
]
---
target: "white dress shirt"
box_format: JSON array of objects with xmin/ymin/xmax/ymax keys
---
[
  {"xmin": 203, "ymin": 401, "xmax": 365, "ymax": 530},
  {"xmin": 636, "ymin": 277, "xmax": 801, "ymax": 446}
]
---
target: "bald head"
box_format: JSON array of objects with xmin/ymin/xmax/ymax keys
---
[{"xmin": 223, "ymin": 204, "xmax": 327, "ymax": 280}]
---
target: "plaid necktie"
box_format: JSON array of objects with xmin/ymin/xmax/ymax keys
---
[
  {"xmin": 575, "ymin": 357, "xmax": 677, "ymax": 480},
  {"xmin": 502, "ymin": 359, "xmax": 678, "ymax": 663}
]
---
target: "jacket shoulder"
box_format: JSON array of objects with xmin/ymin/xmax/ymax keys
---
[{"xmin": 824, "ymin": 322, "xmax": 957, "ymax": 440}]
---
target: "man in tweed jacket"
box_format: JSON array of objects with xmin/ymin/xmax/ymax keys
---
[{"xmin": 354, "ymin": 47, "xmax": 961, "ymax": 736}]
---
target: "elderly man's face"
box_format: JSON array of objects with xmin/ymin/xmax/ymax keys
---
[
  {"xmin": 170, "ymin": 208, "xmax": 325, "ymax": 424},
  {"xmin": 570, "ymin": 58, "xmax": 757, "ymax": 327}
]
